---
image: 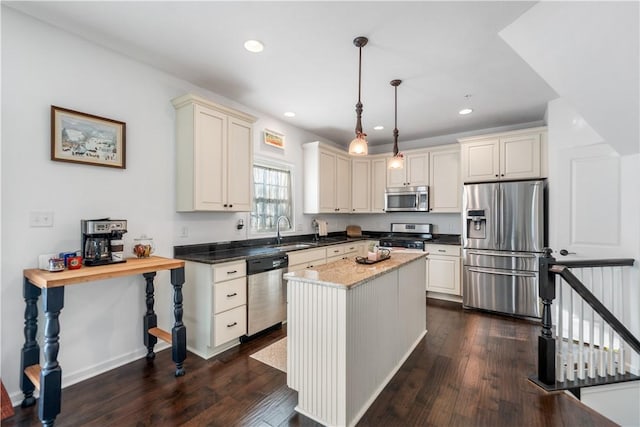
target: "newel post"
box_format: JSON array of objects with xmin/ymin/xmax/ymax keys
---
[{"xmin": 538, "ymin": 248, "xmax": 557, "ymax": 385}]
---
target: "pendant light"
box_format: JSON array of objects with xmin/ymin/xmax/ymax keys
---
[
  {"xmin": 348, "ymin": 36, "xmax": 369, "ymax": 156},
  {"xmin": 388, "ymin": 79, "xmax": 404, "ymax": 169}
]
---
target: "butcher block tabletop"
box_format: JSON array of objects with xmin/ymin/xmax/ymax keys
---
[{"xmin": 23, "ymin": 256, "xmax": 185, "ymax": 288}]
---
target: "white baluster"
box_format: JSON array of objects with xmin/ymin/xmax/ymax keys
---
[
  {"xmin": 556, "ymin": 275, "xmax": 565, "ymax": 382},
  {"xmin": 587, "ymin": 268, "xmax": 596, "ymax": 378}
]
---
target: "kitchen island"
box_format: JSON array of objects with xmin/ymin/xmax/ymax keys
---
[{"xmin": 285, "ymin": 252, "xmax": 427, "ymax": 427}]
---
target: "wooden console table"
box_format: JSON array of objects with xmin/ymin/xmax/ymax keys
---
[{"xmin": 19, "ymin": 256, "xmax": 186, "ymax": 427}]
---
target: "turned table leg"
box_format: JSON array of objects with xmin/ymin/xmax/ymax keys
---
[
  {"xmin": 171, "ymin": 267, "xmax": 186, "ymax": 376},
  {"xmin": 39, "ymin": 287, "xmax": 65, "ymax": 426},
  {"xmin": 20, "ymin": 278, "xmax": 41, "ymax": 408},
  {"xmin": 143, "ymin": 272, "xmax": 158, "ymax": 359}
]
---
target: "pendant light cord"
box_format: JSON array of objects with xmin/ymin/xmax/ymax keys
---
[{"xmin": 391, "ymin": 79, "xmax": 402, "ymax": 156}]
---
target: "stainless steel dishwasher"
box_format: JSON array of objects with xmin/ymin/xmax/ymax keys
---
[{"xmin": 244, "ymin": 253, "xmax": 289, "ymax": 339}]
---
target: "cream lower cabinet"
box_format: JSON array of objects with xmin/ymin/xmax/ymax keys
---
[
  {"xmin": 326, "ymin": 242, "xmax": 362, "ymax": 263},
  {"xmin": 425, "ymin": 244, "xmax": 461, "ymax": 296},
  {"xmin": 173, "ymin": 93, "xmax": 256, "ymax": 212},
  {"xmin": 287, "ymin": 247, "xmax": 327, "ymax": 273},
  {"xmin": 183, "ymin": 260, "xmax": 247, "ymax": 359},
  {"xmin": 459, "ymin": 127, "xmax": 547, "ymax": 183}
]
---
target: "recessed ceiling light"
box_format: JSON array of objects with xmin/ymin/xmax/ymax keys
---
[
  {"xmin": 373, "ymin": 125, "xmax": 384, "ymax": 130},
  {"xmin": 244, "ymin": 40, "xmax": 264, "ymax": 53},
  {"xmin": 458, "ymin": 108, "xmax": 473, "ymax": 115},
  {"xmin": 284, "ymin": 112, "xmax": 296, "ymax": 118}
]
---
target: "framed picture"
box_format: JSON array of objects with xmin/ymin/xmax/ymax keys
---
[
  {"xmin": 51, "ymin": 106, "xmax": 126, "ymax": 169},
  {"xmin": 264, "ymin": 129, "xmax": 285, "ymax": 149}
]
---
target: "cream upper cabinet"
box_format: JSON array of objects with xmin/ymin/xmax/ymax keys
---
[
  {"xmin": 386, "ymin": 150, "xmax": 429, "ymax": 187},
  {"xmin": 459, "ymin": 127, "xmax": 547, "ymax": 183},
  {"xmin": 173, "ymin": 94, "xmax": 256, "ymax": 212},
  {"xmin": 370, "ymin": 156, "xmax": 387, "ymax": 213},
  {"xmin": 351, "ymin": 158, "xmax": 371, "ymax": 213},
  {"xmin": 303, "ymin": 141, "xmax": 352, "ymax": 213},
  {"xmin": 429, "ymin": 147, "xmax": 461, "ymax": 212}
]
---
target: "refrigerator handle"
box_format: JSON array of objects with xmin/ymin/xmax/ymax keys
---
[
  {"xmin": 500, "ymin": 185, "xmax": 505, "ymax": 247},
  {"xmin": 494, "ymin": 185, "xmax": 500, "ymax": 246}
]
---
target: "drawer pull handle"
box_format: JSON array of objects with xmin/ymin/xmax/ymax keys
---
[
  {"xmin": 438, "ymin": 249, "xmax": 446, "ymax": 252},
  {"xmin": 227, "ymin": 322, "xmax": 237, "ymax": 328},
  {"xmin": 226, "ymin": 292, "xmax": 237, "ymax": 298},
  {"xmin": 227, "ymin": 270, "xmax": 238, "ymax": 274}
]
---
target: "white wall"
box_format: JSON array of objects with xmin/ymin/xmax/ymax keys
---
[{"xmin": 0, "ymin": 7, "xmax": 335, "ymax": 403}]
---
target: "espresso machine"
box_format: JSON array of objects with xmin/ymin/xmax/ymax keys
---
[{"xmin": 81, "ymin": 219, "xmax": 127, "ymax": 266}]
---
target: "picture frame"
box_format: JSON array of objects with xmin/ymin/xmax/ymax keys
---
[
  {"xmin": 263, "ymin": 129, "xmax": 285, "ymax": 149},
  {"xmin": 51, "ymin": 106, "xmax": 126, "ymax": 169}
]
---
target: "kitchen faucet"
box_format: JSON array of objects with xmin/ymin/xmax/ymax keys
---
[{"xmin": 276, "ymin": 216, "xmax": 291, "ymax": 244}]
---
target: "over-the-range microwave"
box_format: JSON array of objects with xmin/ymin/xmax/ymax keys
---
[{"xmin": 385, "ymin": 186, "xmax": 429, "ymax": 212}]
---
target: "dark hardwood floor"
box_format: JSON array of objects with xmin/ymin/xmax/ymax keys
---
[{"xmin": 6, "ymin": 299, "xmax": 616, "ymax": 426}]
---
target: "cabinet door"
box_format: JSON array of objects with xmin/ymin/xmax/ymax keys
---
[
  {"xmin": 351, "ymin": 158, "xmax": 370, "ymax": 212},
  {"xmin": 500, "ymin": 133, "xmax": 541, "ymax": 180},
  {"xmin": 371, "ymin": 158, "xmax": 387, "ymax": 213},
  {"xmin": 429, "ymin": 149, "xmax": 461, "ymax": 212},
  {"xmin": 335, "ymin": 154, "xmax": 352, "ymax": 212},
  {"xmin": 461, "ymin": 138, "xmax": 500, "ymax": 183},
  {"xmin": 407, "ymin": 152, "xmax": 429, "ymax": 186},
  {"xmin": 318, "ymin": 150, "xmax": 337, "ymax": 212},
  {"xmin": 426, "ymin": 255, "xmax": 461, "ymax": 295},
  {"xmin": 194, "ymin": 105, "xmax": 226, "ymax": 210},
  {"xmin": 227, "ymin": 117, "xmax": 253, "ymax": 211},
  {"xmin": 386, "ymin": 158, "xmax": 406, "ymax": 187}
]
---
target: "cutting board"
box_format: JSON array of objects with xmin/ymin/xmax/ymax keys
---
[{"xmin": 346, "ymin": 225, "xmax": 362, "ymax": 237}]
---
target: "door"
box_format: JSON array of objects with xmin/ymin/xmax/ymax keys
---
[
  {"xmin": 227, "ymin": 117, "xmax": 252, "ymax": 211},
  {"xmin": 499, "ymin": 180, "xmax": 545, "ymax": 252},
  {"xmin": 194, "ymin": 105, "xmax": 226, "ymax": 210},
  {"xmin": 429, "ymin": 149, "xmax": 461, "ymax": 212},
  {"xmin": 551, "ymin": 143, "xmax": 625, "ymax": 259},
  {"xmin": 351, "ymin": 158, "xmax": 370, "ymax": 212},
  {"xmin": 462, "ymin": 182, "xmax": 499, "ymax": 250},
  {"xmin": 546, "ymin": 99, "xmax": 631, "ymax": 260},
  {"xmin": 461, "ymin": 138, "xmax": 500, "ymax": 183}
]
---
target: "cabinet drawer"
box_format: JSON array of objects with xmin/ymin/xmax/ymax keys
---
[
  {"xmin": 326, "ymin": 255, "xmax": 346, "ymax": 263},
  {"xmin": 326, "ymin": 245, "xmax": 344, "ymax": 257},
  {"xmin": 213, "ymin": 261, "xmax": 246, "ymax": 282},
  {"xmin": 343, "ymin": 244, "xmax": 360, "ymax": 254},
  {"xmin": 287, "ymin": 247, "xmax": 326, "ymax": 266},
  {"xmin": 213, "ymin": 277, "xmax": 246, "ymax": 314},
  {"xmin": 213, "ymin": 305, "xmax": 246, "ymax": 347},
  {"xmin": 425, "ymin": 244, "xmax": 460, "ymax": 257}
]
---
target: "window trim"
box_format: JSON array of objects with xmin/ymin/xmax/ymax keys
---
[{"xmin": 249, "ymin": 158, "xmax": 296, "ymax": 237}]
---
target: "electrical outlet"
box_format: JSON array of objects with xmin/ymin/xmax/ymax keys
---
[{"xmin": 29, "ymin": 211, "xmax": 54, "ymax": 227}]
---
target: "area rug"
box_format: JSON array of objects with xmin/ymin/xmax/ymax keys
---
[{"xmin": 250, "ymin": 337, "xmax": 287, "ymax": 373}]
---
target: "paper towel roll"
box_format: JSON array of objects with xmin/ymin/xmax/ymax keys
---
[{"xmin": 317, "ymin": 220, "xmax": 328, "ymax": 236}]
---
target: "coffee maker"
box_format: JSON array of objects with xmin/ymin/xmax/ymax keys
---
[{"xmin": 81, "ymin": 219, "xmax": 127, "ymax": 266}]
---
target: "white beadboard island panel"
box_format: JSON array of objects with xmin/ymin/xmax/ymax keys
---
[{"xmin": 286, "ymin": 253, "xmax": 427, "ymax": 426}]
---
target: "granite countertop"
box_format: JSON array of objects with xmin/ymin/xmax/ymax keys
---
[
  {"xmin": 284, "ymin": 252, "xmax": 427, "ymax": 289},
  {"xmin": 174, "ymin": 235, "xmax": 374, "ymax": 264}
]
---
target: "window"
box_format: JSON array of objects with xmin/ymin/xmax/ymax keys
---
[{"xmin": 251, "ymin": 163, "xmax": 292, "ymax": 232}]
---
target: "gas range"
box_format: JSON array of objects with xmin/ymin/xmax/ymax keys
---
[{"xmin": 378, "ymin": 223, "xmax": 432, "ymax": 250}]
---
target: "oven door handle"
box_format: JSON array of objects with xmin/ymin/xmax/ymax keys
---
[{"xmin": 468, "ymin": 267, "xmax": 537, "ymax": 278}]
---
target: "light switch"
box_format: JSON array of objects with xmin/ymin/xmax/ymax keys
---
[{"xmin": 29, "ymin": 211, "xmax": 54, "ymax": 227}]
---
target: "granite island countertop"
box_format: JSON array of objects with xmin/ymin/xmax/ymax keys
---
[{"xmin": 284, "ymin": 251, "xmax": 427, "ymax": 289}]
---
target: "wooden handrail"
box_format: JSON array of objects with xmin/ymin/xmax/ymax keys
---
[
  {"xmin": 536, "ymin": 249, "xmax": 637, "ymax": 386},
  {"xmin": 550, "ymin": 258, "xmax": 634, "ymax": 269},
  {"xmin": 551, "ymin": 265, "xmax": 640, "ymax": 355}
]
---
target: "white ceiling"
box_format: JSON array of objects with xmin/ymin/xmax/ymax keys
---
[{"xmin": 5, "ymin": 1, "xmax": 558, "ymax": 148}]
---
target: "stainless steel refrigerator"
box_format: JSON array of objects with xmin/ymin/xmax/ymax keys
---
[{"xmin": 462, "ymin": 179, "xmax": 546, "ymax": 318}]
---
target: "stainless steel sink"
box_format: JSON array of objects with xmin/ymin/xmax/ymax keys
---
[{"xmin": 276, "ymin": 243, "xmax": 313, "ymax": 251}]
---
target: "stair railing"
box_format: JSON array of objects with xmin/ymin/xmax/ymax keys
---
[{"xmin": 534, "ymin": 248, "xmax": 638, "ymax": 391}]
